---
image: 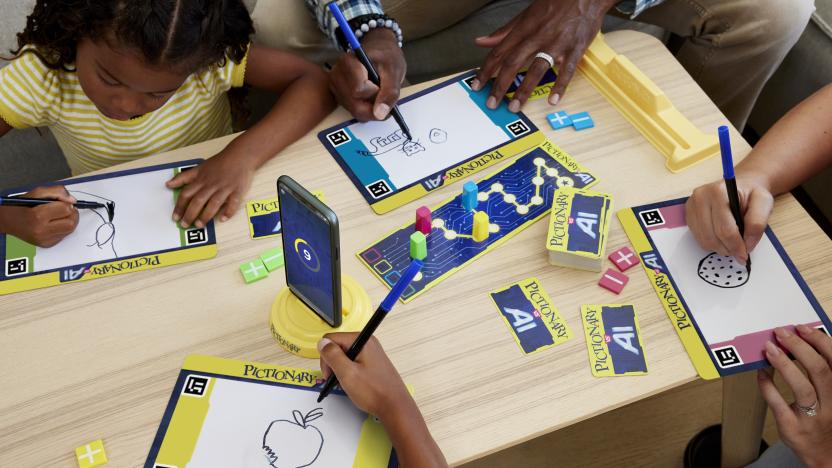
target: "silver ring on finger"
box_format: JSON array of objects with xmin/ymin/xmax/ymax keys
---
[
  {"xmin": 534, "ymin": 52, "xmax": 555, "ymax": 69},
  {"xmin": 797, "ymin": 401, "xmax": 818, "ymax": 417}
]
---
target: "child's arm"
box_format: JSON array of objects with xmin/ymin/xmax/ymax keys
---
[
  {"xmin": 318, "ymin": 333, "xmax": 448, "ymax": 468},
  {"xmin": 0, "ymin": 186, "xmax": 79, "ymax": 247},
  {"xmin": 167, "ymin": 45, "xmax": 335, "ymax": 228},
  {"xmin": 0, "ymin": 118, "xmax": 10, "ymax": 137},
  {"xmin": 686, "ymin": 84, "xmax": 832, "ymax": 263}
]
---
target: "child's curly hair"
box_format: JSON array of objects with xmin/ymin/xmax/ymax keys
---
[{"xmin": 12, "ymin": 0, "xmax": 255, "ymax": 125}]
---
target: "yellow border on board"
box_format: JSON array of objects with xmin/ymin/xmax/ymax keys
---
[
  {"xmin": 0, "ymin": 245, "xmax": 217, "ymax": 295},
  {"xmin": 370, "ymin": 130, "xmax": 545, "ymax": 214},
  {"xmin": 360, "ymin": 139, "xmax": 599, "ymax": 303},
  {"xmin": 616, "ymin": 208, "xmax": 719, "ymax": 379},
  {"xmin": 152, "ymin": 355, "xmax": 393, "ymax": 468}
]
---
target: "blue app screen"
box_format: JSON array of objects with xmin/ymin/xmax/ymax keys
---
[{"xmin": 279, "ymin": 188, "xmax": 336, "ymax": 322}]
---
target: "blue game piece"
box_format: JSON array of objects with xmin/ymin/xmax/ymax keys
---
[
  {"xmin": 462, "ymin": 181, "xmax": 478, "ymax": 211},
  {"xmin": 546, "ymin": 111, "xmax": 572, "ymax": 130},
  {"xmin": 570, "ymin": 112, "xmax": 594, "ymax": 131}
]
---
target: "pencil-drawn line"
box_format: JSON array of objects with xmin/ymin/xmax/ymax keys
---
[
  {"xmin": 262, "ymin": 408, "xmax": 325, "ymax": 468},
  {"xmin": 697, "ymin": 252, "xmax": 749, "ymax": 288},
  {"xmin": 429, "ymin": 128, "xmax": 447, "ymax": 144},
  {"xmin": 69, "ymin": 190, "xmax": 118, "ymax": 258}
]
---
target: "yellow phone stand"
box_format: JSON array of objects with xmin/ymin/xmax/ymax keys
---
[{"xmin": 270, "ymin": 275, "xmax": 373, "ymax": 359}]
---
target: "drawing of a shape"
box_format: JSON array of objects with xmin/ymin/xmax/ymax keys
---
[
  {"xmin": 697, "ymin": 252, "xmax": 749, "ymax": 288},
  {"xmin": 263, "ymin": 408, "xmax": 325, "ymax": 468}
]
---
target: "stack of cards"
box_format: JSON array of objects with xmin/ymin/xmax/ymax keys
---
[
  {"xmin": 545, "ymin": 187, "xmax": 613, "ymax": 271},
  {"xmin": 580, "ymin": 304, "xmax": 648, "ymax": 377}
]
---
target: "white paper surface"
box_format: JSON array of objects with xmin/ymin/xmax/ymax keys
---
[
  {"xmin": 33, "ymin": 169, "xmax": 181, "ymax": 271},
  {"xmin": 650, "ymin": 227, "xmax": 819, "ymax": 343},
  {"xmin": 187, "ymin": 378, "xmax": 366, "ymax": 468},
  {"xmin": 348, "ymin": 83, "xmax": 508, "ymax": 187}
]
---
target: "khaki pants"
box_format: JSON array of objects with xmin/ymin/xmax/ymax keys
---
[{"xmin": 252, "ymin": 0, "xmax": 815, "ymax": 129}]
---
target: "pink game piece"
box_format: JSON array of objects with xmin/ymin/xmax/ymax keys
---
[
  {"xmin": 609, "ymin": 246, "xmax": 639, "ymax": 272},
  {"xmin": 415, "ymin": 206, "xmax": 432, "ymax": 235},
  {"xmin": 599, "ymin": 268, "xmax": 629, "ymax": 294}
]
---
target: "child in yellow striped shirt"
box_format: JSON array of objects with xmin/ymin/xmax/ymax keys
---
[{"xmin": 0, "ymin": 0, "xmax": 333, "ymax": 247}]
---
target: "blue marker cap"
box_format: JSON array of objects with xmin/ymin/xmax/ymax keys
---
[
  {"xmin": 328, "ymin": 2, "xmax": 362, "ymax": 50},
  {"xmin": 718, "ymin": 125, "xmax": 734, "ymax": 179},
  {"xmin": 380, "ymin": 259, "xmax": 423, "ymax": 311}
]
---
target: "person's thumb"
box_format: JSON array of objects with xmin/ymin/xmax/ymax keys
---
[
  {"xmin": 318, "ymin": 337, "xmax": 355, "ymax": 380},
  {"xmin": 373, "ymin": 78, "xmax": 401, "ymax": 120},
  {"xmin": 742, "ymin": 188, "xmax": 774, "ymax": 253}
]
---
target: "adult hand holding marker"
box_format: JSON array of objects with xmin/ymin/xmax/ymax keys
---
[
  {"xmin": 327, "ymin": 1, "xmax": 412, "ymax": 140},
  {"xmin": 317, "ymin": 259, "xmax": 423, "ymax": 402}
]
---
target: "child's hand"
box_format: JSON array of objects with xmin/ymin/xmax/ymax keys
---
[
  {"xmin": 758, "ymin": 325, "xmax": 832, "ymax": 468},
  {"xmin": 166, "ymin": 150, "xmax": 255, "ymax": 228},
  {"xmin": 685, "ymin": 176, "xmax": 774, "ymax": 264},
  {"xmin": 318, "ymin": 333, "xmax": 412, "ymax": 419},
  {"xmin": 0, "ymin": 186, "xmax": 78, "ymax": 247}
]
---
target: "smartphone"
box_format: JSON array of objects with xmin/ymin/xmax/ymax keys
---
[{"xmin": 277, "ymin": 176, "xmax": 342, "ymax": 327}]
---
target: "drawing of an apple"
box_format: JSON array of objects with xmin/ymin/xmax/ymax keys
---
[{"xmin": 262, "ymin": 408, "xmax": 325, "ymax": 468}]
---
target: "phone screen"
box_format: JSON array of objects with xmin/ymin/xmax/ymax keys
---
[{"xmin": 279, "ymin": 183, "xmax": 339, "ymax": 326}]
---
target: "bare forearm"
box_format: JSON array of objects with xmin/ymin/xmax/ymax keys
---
[
  {"xmin": 224, "ymin": 69, "xmax": 334, "ymax": 168},
  {"xmin": 381, "ymin": 398, "xmax": 447, "ymax": 468},
  {"xmin": 738, "ymin": 84, "xmax": 832, "ymax": 194}
]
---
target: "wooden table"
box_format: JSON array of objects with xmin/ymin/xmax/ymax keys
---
[{"xmin": 1, "ymin": 30, "xmax": 829, "ymax": 467}]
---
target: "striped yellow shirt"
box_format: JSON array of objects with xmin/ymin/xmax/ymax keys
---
[{"xmin": 0, "ymin": 48, "xmax": 248, "ymax": 175}]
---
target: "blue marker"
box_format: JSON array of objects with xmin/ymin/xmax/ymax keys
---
[
  {"xmin": 317, "ymin": 259, "xmax": 424, "ymax": 402},
  {"xmin": 328, "ymin": 2, "xmax": 412, "ymax": 140},
  {"xmin": 718, "ymin": 125, "xmax": 751, "ymax": 272}
]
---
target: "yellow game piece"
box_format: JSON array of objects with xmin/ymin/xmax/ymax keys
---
[
  {"xmin": 579, "ymin": 33, "xmax": 719, "ymax": 172},
  {"xmin": 473, "ymin": 211, "xmax": 489, "ymax": 242},
  {"xmin": 75, "ymin": 439, "xmax": 107, "ymax": 467}
]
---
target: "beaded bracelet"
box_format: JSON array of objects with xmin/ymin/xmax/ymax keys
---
[{"xmin": 335, "ymin": 13, "xmax": 403, "ymax": 50}]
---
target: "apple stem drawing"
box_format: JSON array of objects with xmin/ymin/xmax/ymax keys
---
[
  {"xmin": 262, "ymin": 408, "xmax": 325, "ymax": 468},
  {"xmin": 69, "ymin": 190, "xmax": 118, "ymax": 257}
]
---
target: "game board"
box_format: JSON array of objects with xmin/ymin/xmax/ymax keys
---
[
  {"xmin": 146, "ymin": 355, "xmax": 396, "ymax": 468},
  {"xmin": 358, "ymin": 140, "xmax": 598, "ymax": 303},
  {"xmin": 0, "ymin": 161, "xmax": 216, "ymax": 295},
  {"xmin": 619, "ymin": 198, "xmax": 831, "ymax": 379},
  {"xmin": 318, "ymin": 71, "xmax": 545, "ymax": 214}
]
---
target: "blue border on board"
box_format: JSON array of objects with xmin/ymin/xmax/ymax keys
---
[
  {"xmin": 144, "ymin": 368, "xmax": 390, "ymax": 468},
  {"xmin": 317, "ymin": 70, "xmax": 540, "ymax": 208},
  {"xmin": 0, "ymin": 159, "xmax": 216, "ymax": 281},
  {"xmin": 632, "ymin": 197, "xmax": 831, "ymax": 377}
]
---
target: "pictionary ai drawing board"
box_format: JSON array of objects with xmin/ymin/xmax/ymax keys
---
[
  {"xmin": 619, "ymin": 198, "xmax": 830, "ymax": 379},
  {"xmin": 318, "ymin": 71, "xmax": 545, "ymax": 214},
  {"xmin": 146, "ymin": 355, "xmax": 397, "ymax": 468},
  {"xmin": 359, "ymin": 140, "xmax": 598, "ymax": 303},
  {"xmin": 0, "ymin": 161, "xmax": 217, "ymax": 295}
]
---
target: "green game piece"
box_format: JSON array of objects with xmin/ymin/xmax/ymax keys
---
[
  {"xmin": 260, "ymin": 247, "xmax": 285, "ymax": 272},
  {"xmin": 240, "ymin": 259, "xmax": 268, "ymax": 283},
  {"xmin": 410, "ymin": 231, "xmax": 427, "ymax": 260}
]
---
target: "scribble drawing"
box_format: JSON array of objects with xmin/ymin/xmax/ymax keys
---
[
  {"xmin": 697, "ymin": 252, "xmax": 749, "ymax": 288},
  {"xmin": 262, "ymin": 408, "xmax": 325, "ymax": 468},
  {"xmin": 400, "ymin": 139, "xmax": 425, "ymax": 157},
  {"xmin": 428, "ymin": 128, "xmax": 447, "ymax": 144},
  {"xmin": 69, "ymin": 190, "xmax": 118, "ymax": 258}
]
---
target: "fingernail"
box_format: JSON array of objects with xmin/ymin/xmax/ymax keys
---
[
  {"xmin": 195, "ymin": 220, "xmax": 204, "ymax": 229},
  {"xmin": 549, "ymin": 93, "xmax": 560, "ymax": 106},
  {"xmin": 471, "ymin": 78, "xmax": 481, "ymax": 90},
  {"xmin": 374, "ymin": 103, "xmax": 390, "ymax": 120},
  {"xmin": 486, "ymin": 96, "xmax": 497, "ymax": 109},
  {"xmin": 735, "ymin": 257, "xmax": 746, "ymax": 268},
  {"xmin": 765, "ymin": 341, "xmax": 780, "ymax": 356},
  {"xmin": 180, "ymin": 220, "xmax": 189, "ymax": 228},
  {"xmin": 317, "ymin": 337, "xmax": 332, "ymax": 353},
  {"xmin": 68, "ymin": 196, "xmax": 77, "ymax": 203},
  {"xmin": 220, "ymin": 216, "xmax": 228, "ymax": 222},
  {"xmin": 796, "ymin": 324, "xmax": 812, "ymax": 335},
  {"xmin": 172, "ymin": 213, "xmax": 181, "ymax": 222},
  {"xmin": 774, "ymin": 327, "xmax": 791, "ymax": 339},
  {"xmin": 508, "ymin": 99, "xmax": 520, "ymax": 113}
]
